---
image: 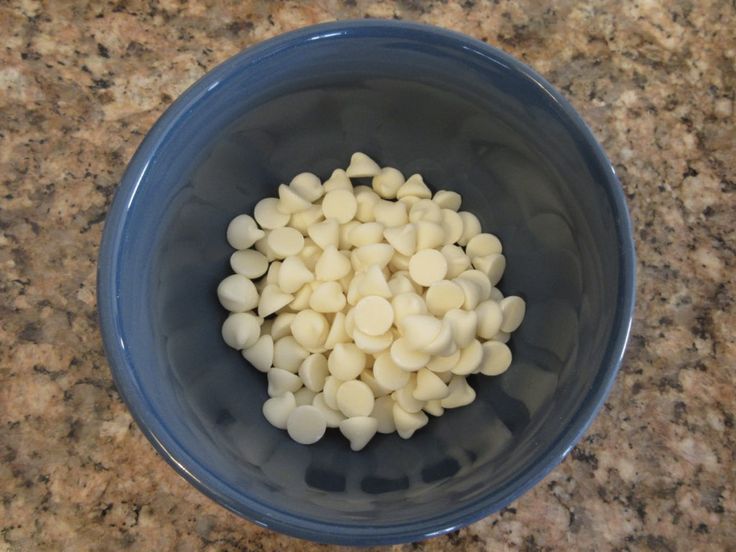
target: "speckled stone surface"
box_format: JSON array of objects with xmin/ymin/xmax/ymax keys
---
[{"xmin": 1, "ymin": 1, "xmax": 734, "ymax": 550}]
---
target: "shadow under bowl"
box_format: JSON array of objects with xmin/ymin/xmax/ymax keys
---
[{"xmin": 98, "ymin": 21, "xmax": 636, "ymax": 545}]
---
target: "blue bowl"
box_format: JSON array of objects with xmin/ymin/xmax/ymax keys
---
[{"xmin": 98, "ymin": 21, "xmax": 635, "ymax": 545}]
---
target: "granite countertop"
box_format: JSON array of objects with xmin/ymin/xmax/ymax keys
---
[{"xmin": 1, "ymin": 0, "xmax": 734, "ymax": 550}]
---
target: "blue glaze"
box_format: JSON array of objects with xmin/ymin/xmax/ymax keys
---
[{"xmin": 98, "ymin": 21, "xmax": 636, "ymax": 545}]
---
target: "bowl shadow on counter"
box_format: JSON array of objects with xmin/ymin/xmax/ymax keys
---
[{"xmin": 149, "ymin": 76, "xmax": 610, "ymax": 525}]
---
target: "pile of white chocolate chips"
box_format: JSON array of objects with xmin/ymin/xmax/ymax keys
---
[{"xmin": 217, "ymin": 153, "xmax": 525, "ymax": 450}]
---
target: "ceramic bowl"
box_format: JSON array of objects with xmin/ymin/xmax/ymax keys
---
[{"xmin": 98, "ymin": 20, "xmax": 636, "ymax": 545}]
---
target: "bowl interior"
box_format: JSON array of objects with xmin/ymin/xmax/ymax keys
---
[{"xmin": 105, "ymin": 23, "xmax": 631, "ymax": 543}]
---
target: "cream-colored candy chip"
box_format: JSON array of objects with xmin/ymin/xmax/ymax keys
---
[
  {"xmin": 354, "ymin": 296, "xmax": 394, "ymax": 336},
  {"xmin": 221, "ymin": 312, "xmax": 261, "ymax": 350},
  {"xmin": 242, "ymin": 335, "xmax": 274, "ymax": 373},
  {"xmin": 372, "ymin": 167, "xmax": 404, "ymax": 199},
  {"xmin": 339, "ymin": 416, "xmax": 378, "ymax": 451},
  {"xmin": 262, "ymin": 392, "xmax": 296, "ymax": 429},
  {"xmin": 346, "ymin": 152, "xmax": 381, "ymax": 177},
  {"xmin": 336, "ymin": 380, "xmax": 375, "ymax": 417},
  {"xmin": 322, "ymin": 189, "xmax": 357, "ymax": 224},
  {"xmin": 254, "ymin": 197, "xmax": 290, "ymax": 230},
  {"xmin": 409, "ymin": 249, "xmax": 447, "ymax": 286},
  {"xmin": 328, "ymin": 343, "xmax": 366, "ymax": 380},
  {"xmin": 393, "ymin": 403, "xmax": 428, "ymax": 439},
  {"xmin": 289, "ymin": 172, "xmax": 323, "ymax": 202},
  {"xmin": 227, "ymin": 214, "xmax": 265, "ymax": 249},
  {"xmin": 298, "ymin": 353, "xmax": 329, "ymax": 391},
  {"xmin": 286, "ymin": 405, "xmax": 327, "ymax": 444},
  {"xmin": 230, "ymin": 249, "xmax": 268, "ymax": 279},
  {"xmin": 500, "ymin": 296, "xmax": 526, "ymax": 332},
  {"xmin": 217, "ymin": 274, "xmax": 259, "ymax": 313}
]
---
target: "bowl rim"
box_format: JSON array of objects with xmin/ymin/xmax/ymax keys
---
[{"xmin": 97, "ymin": 19, "xmax": 636, "ymax": 546}]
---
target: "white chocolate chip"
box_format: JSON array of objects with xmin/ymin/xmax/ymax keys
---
[
  {"xmin": 457, "ymin": 211, "xmax": 481, "ymax": 246},
  {"xmin": 346, "ymin": 152, "xmax": 381, "ymax": 178},
  {"xmin": 388, "ymin": 272, "xmax": 416, "ymax": 296},
  {"xmin": 392, "ymin": 374, "xmax": 425, "ymax": 413},
  {"xmin": 480, "ymin": 341, "xmax": 512, "ymax": 376},
  {"xmin": 322, "ymin": 375, "xmax": 344, "ymax": 410},
  {"xmin": 277, "ymin": 183, "xmax": 312, "ymax": 214},
  {"xmin": 440, "ymin": 376, "xmax": 476, "ymax": 409},
  {"xmin": 423, "ymin": 399, "xmax": 445, "ymax": 416},
  {"xmin": 230, "ymin": 249, "xmax": 269, "ymax": 279},
  {"xmin": 289, "ymin": 205, "xmax": 324, "ymax": 236},
  {"xmin": 390, "ymin": 337, "xmax": 430, "ymax": 372},
  {"xmin": 286, "ymin": 405, "xmax": 326, "ymax": 444},
  {"xmin": 339, "ymin": 416, "xmax": 378, "ymax": 451},
  {"xmin": 383, "ymin": 223, "xmax": 417, "ymax": 256},
  {"xmin": 352, "ymin": 329, "xmax": 393, "ymax": 354},
  {"xmin": 328, "ymin": 343, "xmax": 366, "ymax": 380},
  {"xmin": 271, "ymin": 312, "xmax": 296, "ymax": 341},
  {"xmin": 355, "ymin": 189, "xmax": 381, "ymax": 222},
  {"xmin": 349, "ymin": 222, "xmax": 385, "ymax": 247},
  {"xmin": 267, "ymin": 368, "xmax": 302, "ymax": 397},
  {"xmin": 262, "ymin": 392, "xmax": 296, "ymax": 429},
  {"xmin": 500, "ymin": 296, "xmax": 526, "ymax": 333},
  {"xmin": 415, "ymin": 221, "xmax": 445, "ymax": 250},
  {"xmin": 466, "ymin": 232, "xmax": 502, "ymax": 257},
  {"xmin": 409, "ymin": 249, "xmax": 447, "ymax": 287},
  {"xmin": 371, "ymin": 395, "xmax": 397, "ymax": 433},
  {"xmin": 358, "ymin": 264, "xmax": 393, "ymax": 298},
  {"xmin": 217, "ymin": 274, "xmax": 259, "ymax": 312},
  {"xmin": 227, "ymin": 214, "xmax": 265, "ymax": 249},
  {"xmin": 222, "ymin": 312, "xmax": 261, "ymax": 349},
  {"xmin": 426, "ymin": 349, "xmax": 461, "ymax": 373},
  {"xmin": 373, "ymin": 200, "xmax": 408, "ymax": 227},
  {"xmin": 476, "ymin": 299, "xmax": 503, "ymax": 339},
  {"xmin": 254, "ymin": 197, "xmax": 290, "ymax": 230},
  {"xmin": 298, "ymin": 353, "xmax": 329, "ymax": 391},
  {"xmin": 339, "ymin": 220, "xmax": 360, "ymax": 250},
  {"xmin": 323, "ymin": 311, "xmax": 351, "ymax": 350},
  {"xmin": 289, "ymin": 172, "xmax": 323, "ymax": 203},
  {"xmin": 290, "ymin": 310, "xmax": 329, "ymax": 350},
  {"xmin": 441, "ymin": 244, "xmax": 471, "ymax": 278},
  {"xmin": 309, "ymin": 281, "xmax": 346, "ymax": 313},
  {"xmin": 336, "ymin": 380, "xmax": 375, "ymax": 417},
  {"xmin": 307, "ymin": 218, "xmax": 339, "ymax": 250},
  {"xmin": 372, "ymin": 352, "xmax": 410, "ymax": 392},
  {"xmin": 242, "ymin": 335, "xmax": 274, "ymax": 373},
  {"xmin": 397, "ymin": 173, "xmax": 431, "ymax": 199},
  {"xmin": 354, "ymin": 296, "xmax": 394, "ymax": 336},
  {"xmin": 433, "ymin": 190, "xmax": 462, "ymax": 211},
  {"xmin": 413, "ymin": 368, "xmax": 450, "ymax": 401},
  {"xmin": 441, "ymin": 209, "xmax": 464, "ymax": 245},
  {"xmin": 473, "ymin": 253, "xmax": 506, "ymax": 285},
  {"xmin": 372, "ymin": 167, "xmax": 405, "ymax": 199},
  {"xmin": 278, "ymin": 255, "xmax": 315, "ymax": 294},
  {"xmin": 457, "ymin": 269, "xmax": 492, "ymax": 301},
  {"xmin": 323, "ymin": 168, "xmax": 353, "ymax": 192},
  {"xmin": 420, "ymin": 318, "xmax": 456, "ymax": 357},
  {"xmin": 444, "ymin": 308, "xmax": 478, "ymax": 348},
  {"xmin": 393, "ymin": 403, "xmax": 428, "ymax": 439},
  {"xmin": 391, "ymin": 292, "xmax": 428, "ymax": 329},
  {"xmin": 409, "ymin": 198, "xmax": 443, "ymax": 224},
  {"xmin": 315, "ymin": 245, "xmax": 351, "ymax": 281},
  {"xmin": 294, "ymin": 387, "xmax": 317, "ymax": 406},
  {"xmin": 257, "ymin": 285, "xmax": 294, "ymax": 318},
  {"xmin": 273, "ymin": 336, "xmax": 309, "ymax": 373},
  {"xmin": 267, "ymin": 227, "xmax": 305, "ymax": 258},
  {"xmin": 451, "ymin": 340, "xmax": 484, "ymax": 375},
  {"xmin": 425, "ymin": 280, "xmax": 465, "ymax": 317},
  {"xmin": 322, "ymin": 189, "xmax": 357, "ymax": 224},
  {"xmin": 401, "ymin": 314, "xmax": 442, "ymax": 350}
]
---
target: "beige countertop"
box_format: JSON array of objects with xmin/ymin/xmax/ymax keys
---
[{"xmin": 1, "ymin": 0, "xmax": 734, "ymax": 550}]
